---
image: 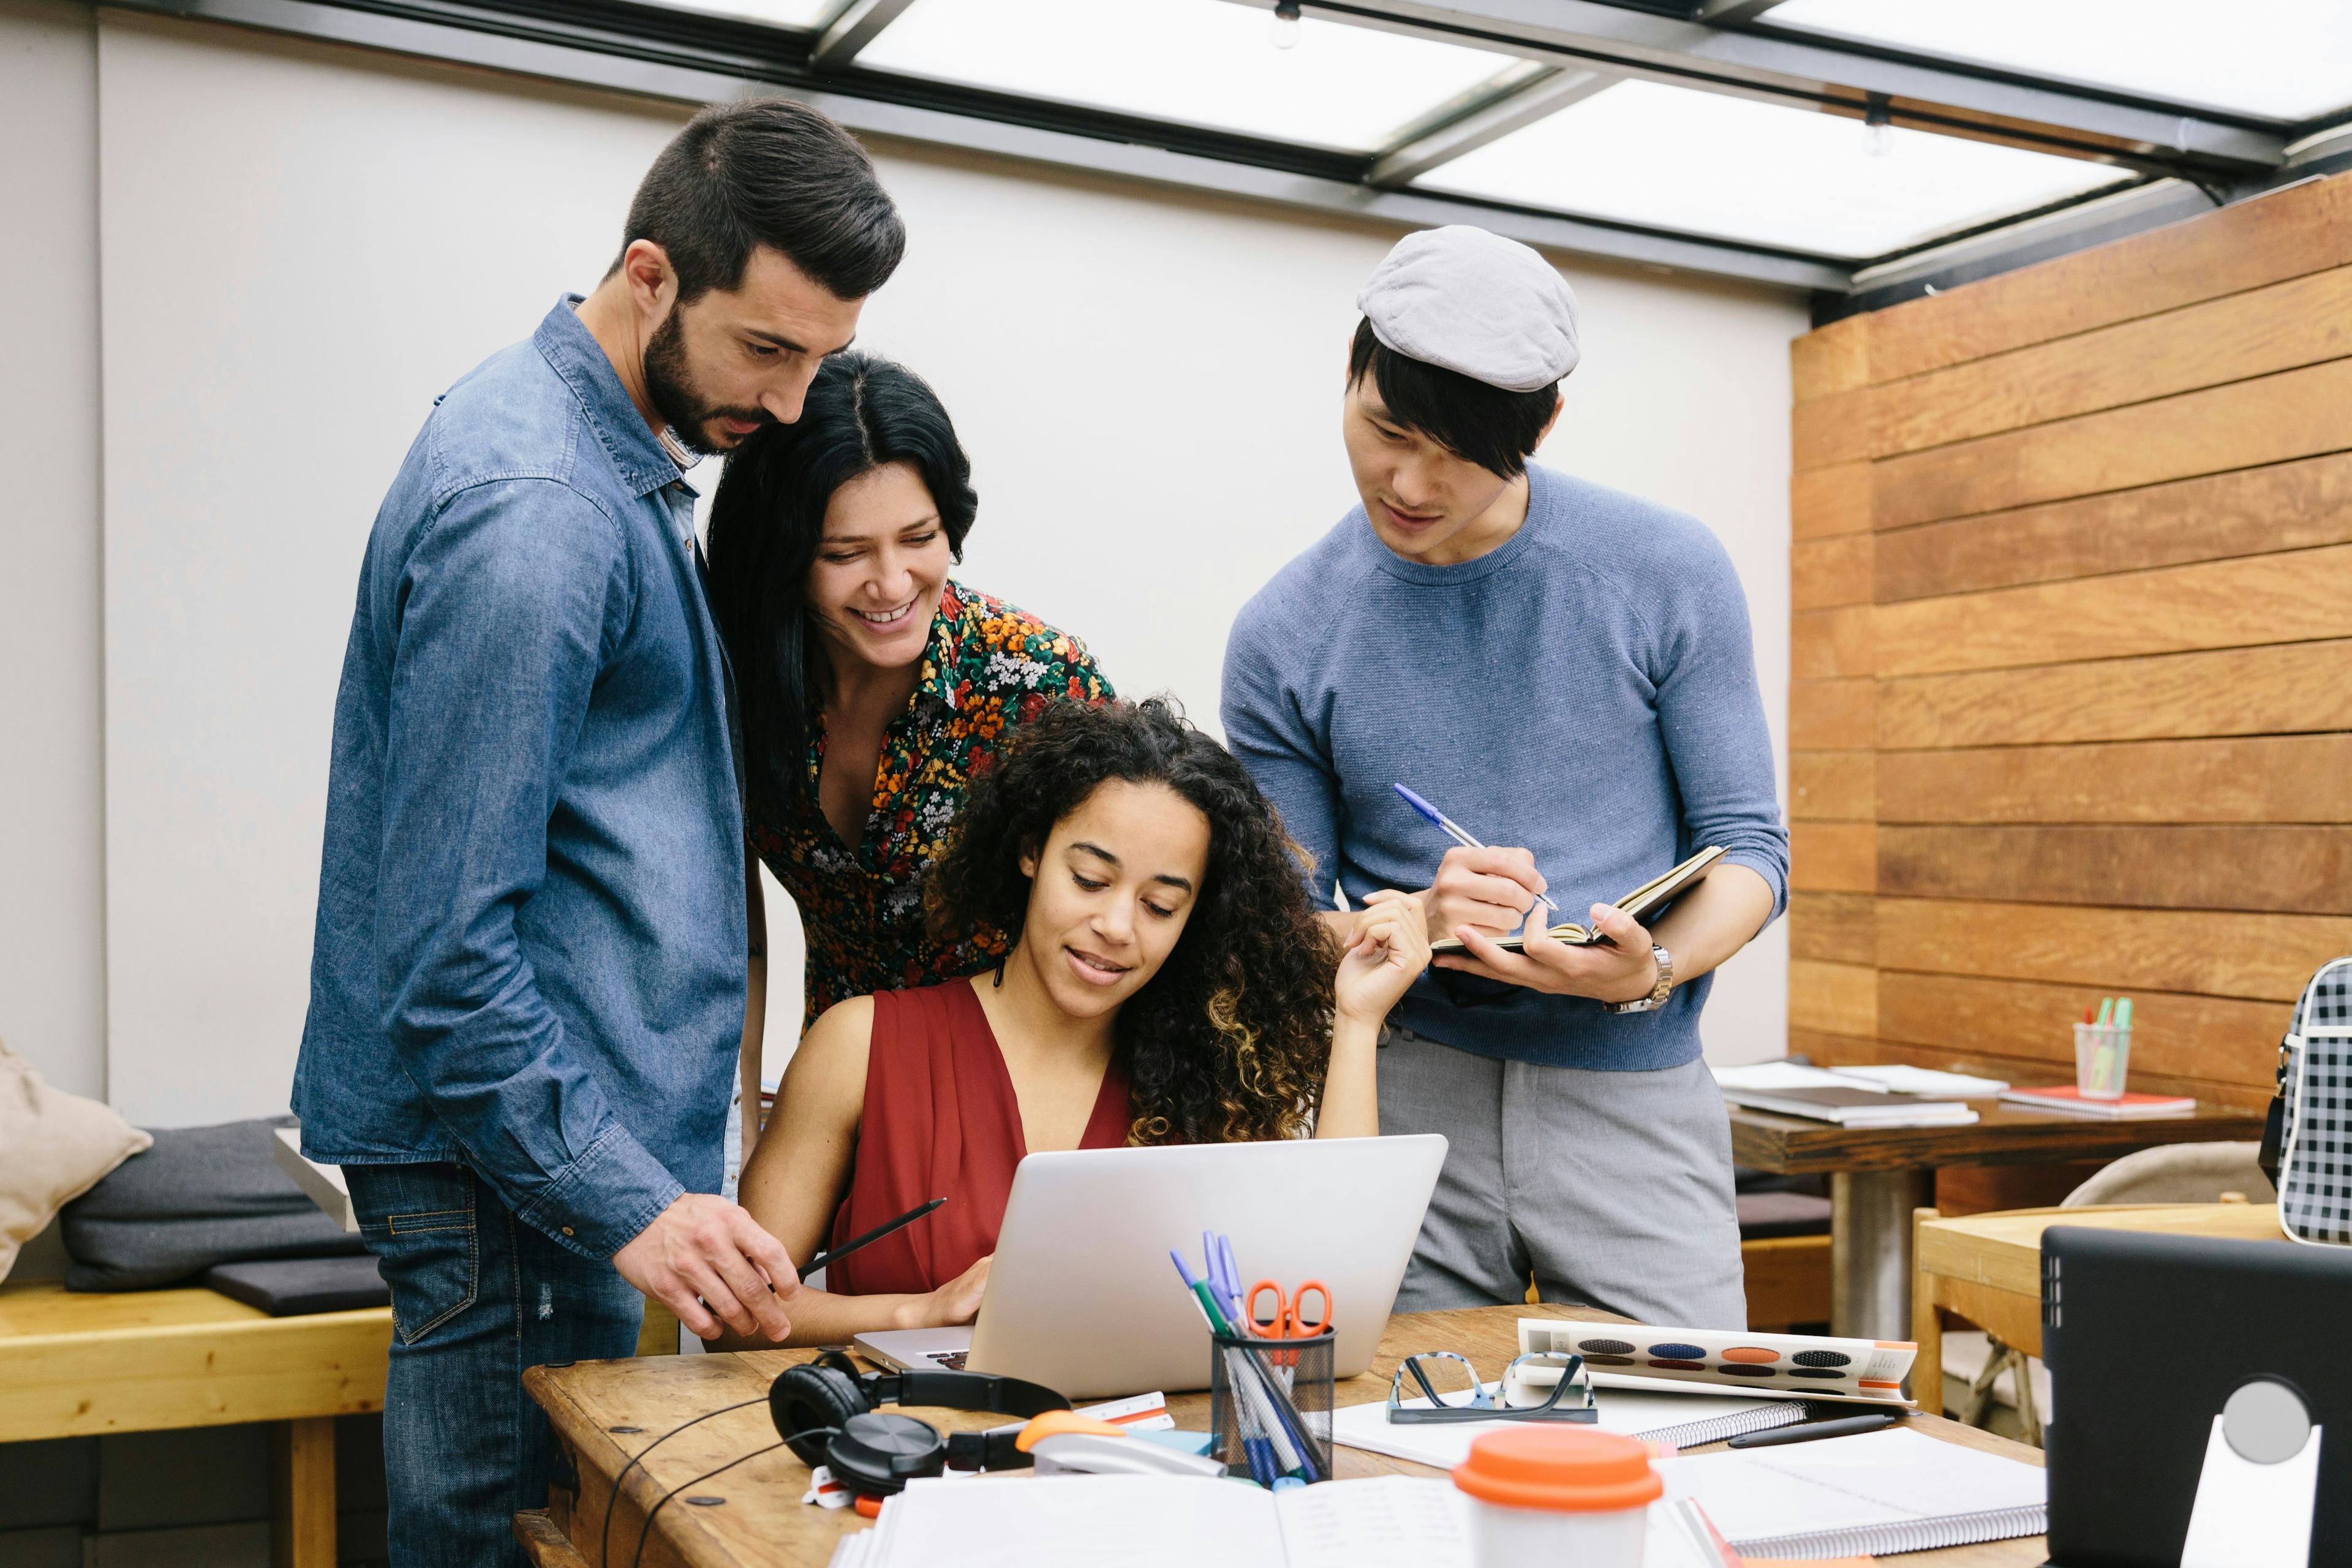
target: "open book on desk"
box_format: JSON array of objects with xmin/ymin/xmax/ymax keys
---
[
  {"xmin": 829, "ymin": 1473, "xmax": 1743, "ymax": 1568},
  {"xmin": 830, "ymin": 1474, "xmax": 1469, "ymax": 1568},
  {"xmin": 1428, "ymin": 846, "xmax": 1723, "ymax": 954}
]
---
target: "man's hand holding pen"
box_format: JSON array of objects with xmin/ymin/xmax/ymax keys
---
[{"xmin": 1428, "ymin": 865, "xmax": 1664, "ymax": 1006}]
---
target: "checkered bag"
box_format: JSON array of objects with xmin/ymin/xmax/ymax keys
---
[{"xmin": 2272, "ymin": 957, "xmax": 2352, "ymax": 1246}]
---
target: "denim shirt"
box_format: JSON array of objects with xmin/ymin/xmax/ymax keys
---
[{"xmin": 295, "ymin": 298, "xmax": 747, "ymax": 1259}]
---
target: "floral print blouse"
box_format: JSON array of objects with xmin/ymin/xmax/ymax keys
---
[{"xmin": 748, "ymin": 581, "xmax": 1113, "ymax": 1028}]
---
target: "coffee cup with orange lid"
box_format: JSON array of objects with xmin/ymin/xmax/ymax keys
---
[{"xmin": 1452, "ymin": 1425, "xmax": 1662, "ymax": 1568}]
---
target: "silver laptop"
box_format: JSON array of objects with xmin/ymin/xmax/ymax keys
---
[{"xmin": 854, "ymin": 1134, "xmax": 1446, "ymax": 1399}]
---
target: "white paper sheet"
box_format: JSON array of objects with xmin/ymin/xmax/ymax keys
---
[
  {"xmin": 1653, "ymin": 1427, "xmax": 2045, "ymax": 1548},
  {"xmin": 1273, "ymin": 1477, "xmax": 1471, "ymax": 1568},
  {"xmin": 1330, "ymin": 1384, "xmax": 1788, "ymax": 1468}
]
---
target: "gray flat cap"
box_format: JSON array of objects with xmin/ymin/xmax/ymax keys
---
[{"xmin": 1356, "ymin": 225, "xmax": 1580, "ymax": 393}]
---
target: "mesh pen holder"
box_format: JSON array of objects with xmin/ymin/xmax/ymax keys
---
[{"xmin": 1208, "ymin": 1330, "xmax": 1335, "ymax": 1485}]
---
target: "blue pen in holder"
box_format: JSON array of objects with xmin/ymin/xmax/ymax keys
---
[{"xmin": 1208, "ymin": 1330, "xmax": 1336, "ymax": 1486}]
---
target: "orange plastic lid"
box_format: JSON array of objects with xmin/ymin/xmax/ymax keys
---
[{"xmin": 1451, "ymin": 1427, "xmax": 1664, "ymax": 1513}]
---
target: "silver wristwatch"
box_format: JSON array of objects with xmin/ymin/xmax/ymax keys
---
[{"xmin": 1605, "ymin": 944, "xmax": 1674, "ymax": 1014}]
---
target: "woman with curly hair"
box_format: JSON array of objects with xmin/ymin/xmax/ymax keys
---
[{"xmin": 729, "ymin": 698, "xmax": 1430, "ymax": 1346}]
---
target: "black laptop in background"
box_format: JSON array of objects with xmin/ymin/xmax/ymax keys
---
[{"xmin": 2041, "ymin": 1227, "xmax": 2352, "ymax": 1567}]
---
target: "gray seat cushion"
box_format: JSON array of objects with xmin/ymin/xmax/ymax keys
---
[
  {"xmin": 1736, "ymin": 1189, "xmax": 1834, "ymax": 1240},
  {"xmin": 205, "ymin": 1254, "xmax": 389, "ymax": 1316},
  {"xmin": 59, "ymin": 1115, "xmax": 366, "ymax": 1291}
]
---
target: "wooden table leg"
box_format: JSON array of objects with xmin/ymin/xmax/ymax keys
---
[
  {"xmin": 272, "ymin": 1415, "xmax": 337, "ymax": 1568},
  {"xmin": 1911, "ymin": 1206, "xmax": 1943, "ymax": 1414}
]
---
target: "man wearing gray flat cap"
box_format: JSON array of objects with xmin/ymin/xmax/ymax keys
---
[{"xmin": 1221, "ymin": 225, "xmax": 1787, "ymax": 1329}]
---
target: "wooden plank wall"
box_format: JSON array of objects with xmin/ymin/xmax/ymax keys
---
[{"xmin": 1786, "ymin": 172, "xmax": 2352, "ymax": 1112}]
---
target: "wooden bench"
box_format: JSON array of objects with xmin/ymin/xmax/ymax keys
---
[
  {"xmin": 0, "ymin": 1278, "xmax": 680, "ymax": 1567},
  {"xmin": 0, "ymin": 1280, "xmax": 392, "ymax": 1568}
]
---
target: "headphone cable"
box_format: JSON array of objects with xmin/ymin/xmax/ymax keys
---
[
  {"xmin": 597, "ymin": 1397, "xmax": 767, "ymax": 1568},
  {"xmin": 628, "ymin": 1425, "xmax": 838, "ymax": 1568}
]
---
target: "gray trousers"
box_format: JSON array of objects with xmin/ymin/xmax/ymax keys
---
[{"xmin": 1379, "ymin": 1027, "xmax": 1747, "ymax": 1330}]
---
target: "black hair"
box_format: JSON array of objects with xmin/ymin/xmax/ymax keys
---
[
  {"xmin": 926, "ymin": 698, "xmax": 1341, "ymax": 1145},
  {"xmin": 1348, "ymin": 317, "xmax": 1559, "ymax": 479},
  {"xmin": 704, "ymin": 353, "xmax": 978, "ymax": 809},
  {"xmin": 614, "ymin": 99, "xmax": 905, "ymax": 303}
]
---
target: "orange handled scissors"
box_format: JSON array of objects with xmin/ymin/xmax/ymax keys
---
[{"xmin": 1244, "ymin": 1279, "xmax": 1333, "ymax": 1365}]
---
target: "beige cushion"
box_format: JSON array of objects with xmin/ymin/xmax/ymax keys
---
[
  {"xmin": 2062, "ymin": 1141, "xmax": 2275, "ymax": 1207},
  {"xmin": 0, "ymin": 1036, "xmax": 151, "ymax": 1282}
]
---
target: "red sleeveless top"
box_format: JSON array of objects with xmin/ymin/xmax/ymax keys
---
[{"xmin": 825, "ymin": 976, "xmax": 1132, "ymax": 1297}]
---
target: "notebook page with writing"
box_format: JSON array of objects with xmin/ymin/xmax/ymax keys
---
[
  {"xmin": 859, "ymin": 1475, "xmax": 1284, "ymax": 1568},
  {"xmin": 1272, "ymin": 1477, "xmax": 1470, "ymax": 1568},
  {"xmin": 1655, "ymin": 1427, "xmax": 2046, "ymax": 1558}
]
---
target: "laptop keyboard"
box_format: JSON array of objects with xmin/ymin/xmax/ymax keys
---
[{"xmin": 926, "ymin": 1349, "xmax": 970, "ymax": 1371}]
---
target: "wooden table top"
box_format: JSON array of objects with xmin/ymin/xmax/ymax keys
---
[
  {"xmin": 524, "ymin": 1303, "xmax": 2043, "ymax": 1568},
  {"xmin": 1919, "ymin": 1201, "xmax": 2285, "ymax": 1298},
  {"xmin": 1728, "ymin": 1098, "xmax": 2266, "ymax": 1174}
]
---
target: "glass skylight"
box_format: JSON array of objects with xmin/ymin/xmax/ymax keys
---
[
  {"xmin": 1419, "ymin": 80, "xmax": 2136, "ymax": 262},
  {"xmin": 856, "ymin": 0, "xmax": 1519, "ymax": 152},
  {"xmin": 1768, "ymin": 1, "xmax": 2352, "ymax": 123},
  {"xmin": 644, "ymin": 0, "xmax": 834, "ymax": 29}
]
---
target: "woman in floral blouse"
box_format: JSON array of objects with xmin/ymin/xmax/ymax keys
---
[{"xmin": 704, "ymin": 353, "xmax": 1111, "ymax": 1154}]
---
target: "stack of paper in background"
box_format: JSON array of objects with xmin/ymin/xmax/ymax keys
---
[{"xmin": 1713, "ymin": 1060, "xmax": 1997, "ymax": 1128}]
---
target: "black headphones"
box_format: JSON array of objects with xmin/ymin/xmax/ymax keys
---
[{"xmin": 769, "ymin": 1352, "xmax": 1072, "ymax": 1498}]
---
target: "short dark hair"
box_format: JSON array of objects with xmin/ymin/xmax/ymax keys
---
[
  {"xmin": 1348, "ymin": 317, "xmax": 1559, "ymax": 479},
  {"xmin": 615, "ymin": 99, "xmax": 905, "ymax": 303},
  {"xmin": 704, "ymin": 353, "xmax": 977, "ymax": 807}
]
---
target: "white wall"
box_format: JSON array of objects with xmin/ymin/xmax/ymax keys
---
[
  {"xmin": 0, "ymin": 0, "xmax": 107, "ymax": 1102},
  {"xmin": 55, "ymin": 10, "xmax": 1798, "ymax": 1126}
]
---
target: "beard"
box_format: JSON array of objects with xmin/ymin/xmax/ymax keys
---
[{"xmin": 641, "ymin": 307, "xmax": 772, "ymax": 456}]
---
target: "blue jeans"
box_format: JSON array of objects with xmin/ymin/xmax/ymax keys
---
[{"xmin": 349, "ymin": 1162, "xmax": 646, "ymax": 1568}]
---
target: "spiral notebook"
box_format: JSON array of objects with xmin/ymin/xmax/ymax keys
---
[{"xmin": 1656, "ymin": 1427, "xmax": 2046, "ymax": 1559}]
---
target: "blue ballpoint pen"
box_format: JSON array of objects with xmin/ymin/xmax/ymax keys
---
[{"xmin": 1393, "ymin": 783, "xmax": 1561, "ymax": 913}]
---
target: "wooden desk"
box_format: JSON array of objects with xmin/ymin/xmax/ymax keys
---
[
  {"xmin": 1911, "ymin": 1201, "xmax": 2286, "ymax": 1388},
  {"xmin": 1728, "ymin": 1100, "xmax": 2263, "ymax": 1340},
  {"xmin": 0, "ymin": 1280, "xmax": 394, "ymax": 1568},
  {"xmin": 521, "ymin": 1304, "xmax": 2045, "ymax": 1568}
]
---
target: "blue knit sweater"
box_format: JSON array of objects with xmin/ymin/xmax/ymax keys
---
[{"xmin": 1221, "ymin": 464, "xmax": 1788, "ymax": 1070}]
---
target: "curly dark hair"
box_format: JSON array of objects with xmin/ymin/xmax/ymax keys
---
[{"xmin": 925, "ymin": 698, "xmax": 1340, "ymax": 1145}]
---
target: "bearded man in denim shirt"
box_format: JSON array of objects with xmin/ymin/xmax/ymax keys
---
[{"xmin": 293, "ymin": 102, "xmax": 903, "ymax": 1564}]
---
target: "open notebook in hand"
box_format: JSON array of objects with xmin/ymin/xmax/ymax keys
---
[{"xmin": 1428, "ymin": 847, "xmax": 1723, "ymax": 954}]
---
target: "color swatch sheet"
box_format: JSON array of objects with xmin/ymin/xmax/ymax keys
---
[{"xmin": 1520, "ymin": 1318, "xmax": 1916, "ymax": 1403}]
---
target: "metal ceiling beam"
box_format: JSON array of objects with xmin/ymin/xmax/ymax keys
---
[
  {"xmin": 1369, "ymin": 66, "xmax": 1615, "ymax": 187},
  {"xmin": 100, "ymin": 0, "xmax": 1852, "ymax": 291},
  {"xmin": 1268, "ymin": 0, "xmax": 2288, "ymax": 175},
  {"xmin": 1691, "ymin": 0, "xmax": 1789, "ymax": 23},
  {"xmin": 809, "ymin": 0, "xmax": 916, "ymax": 69}
]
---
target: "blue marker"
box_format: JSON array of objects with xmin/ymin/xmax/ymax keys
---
[{"xmin": 1393, "ymin": 783, "xmax": 1560, "ymax": 914}]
